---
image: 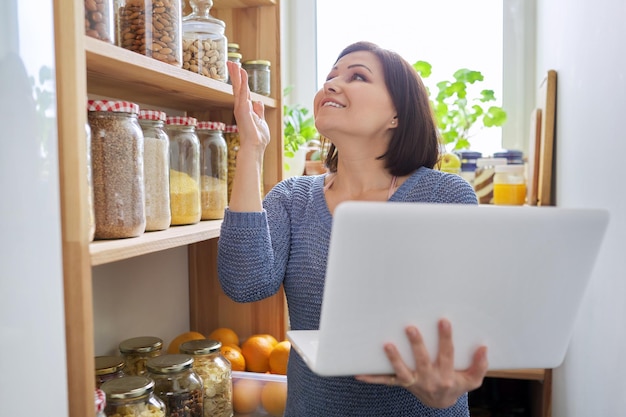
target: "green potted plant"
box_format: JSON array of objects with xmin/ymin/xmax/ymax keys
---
[{"xmin": 283, "ymin": 87, "xmax": 319, "ymax": 177}]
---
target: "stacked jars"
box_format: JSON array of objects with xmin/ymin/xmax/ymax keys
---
[
  {"xmin": 147, "ymin": 354, "xmax": 204, "ymax": 417},
  {"xmin": 119, "ymin": 336, "xmax": 164, "ymax": 376},
  {"xmin": 197, "ymin": 121, "xmax": 228, "ymax": 220},
  {"xmin": 101, "ymin": 376, "xmax": 166, "ymax": 417},
  {"xmin": 85, "ymin": 0, "xmax": 115, "ymax": 43}
]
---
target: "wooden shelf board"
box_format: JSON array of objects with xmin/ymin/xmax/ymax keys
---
[
  {"xmin": 486, "ymin": 368, "xmax": 546, "ymax": 381},
  {"xmin": 90, "ymin": 220, "xmax": 222, "ymax": 266},
  {"xmin": 214, "ymin": 0, "xmax": 276, "ymax": 7}
]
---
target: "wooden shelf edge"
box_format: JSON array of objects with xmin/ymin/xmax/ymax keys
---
[
  {"xmin": 486, "ymin": 368, "xmax": 546, "ymax": 381},
  {"xmin": 90, "ymin": 220, "xmax": 223, "ymax": 266}
]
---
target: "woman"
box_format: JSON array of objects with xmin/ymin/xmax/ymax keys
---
[{"xmin": 218, "ymin": 41, "xmax": 488, "ymax": 416}]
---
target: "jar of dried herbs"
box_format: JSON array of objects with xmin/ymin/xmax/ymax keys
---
[
  {"xmin": 101, "ymin": 376, "xmax": 166, "ymax": 417},
  {"xmin": 166, "ymin": 116, "xmax": 201, "ymax": 225},
  {"xmin": 138, "ymin": 109, "xmax": 171, "ymax": 231},
  {"xmin": 197, "ymin": 121, "xmax": 227, "ymax": 220},
  {"xmin": 119, "ymin": 336, "xmax": 163, "ymax": 376},
  {"xmin": 147, "ymin": 354, "xmax": 204, "ymax": 417},
  {"xmin": 87, "ymin": 100, "xmax": 146, "ymax": 239},
  {"xmin": 242, "ymin": 59, "xmax": 271, "ymax": 96},
  {"xmin": 180, "ymin": 339, "xmax": 232, "ymax": 417},
  {"xmin": 95, "ymin": 355, "xmax": 126, "ymax": 388}
]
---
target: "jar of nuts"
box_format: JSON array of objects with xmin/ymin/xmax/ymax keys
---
[
  {"xmin": 196, "ymin": 121, "xmax": 227, "ymax": 220},
  {"xmin": 85, "ymin": 0, "xmax": 115, "ymax": 43},
  {"xmin": 119, "ymin": 336, "xmax": 164, "ymax": 376},
  {"xmin": 182, "ymin": 0, "xmax": 228, "ymax": 82},
  {"xmin": 101, "ymin": 376, "xmax": 166, "ymax": 417},
  {"xmin": 147, "ymin": 354, "xmax": 204, "ymax": 417},
  {"xmin": 116, "ymin": 0, "xmax": 183, "ymax": 67}
]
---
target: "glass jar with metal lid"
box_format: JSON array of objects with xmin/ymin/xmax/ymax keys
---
[
  {"xmin": 87, "ymin": 100, "xmax": 146, "ymax": 239},
  {"xmin": 182, "ymin": 0, "xmax": 228, "ymax": 81},
  {"xmin": 166, "ymin": 116, "xmax": 201, "ymax": 225},
  {"xmin": 95, "ymin": 355, "xmax": 126, "ymax": 388},
  {"xmin": 95, "ymin": 388, "xmax": 106, "ymax": 417},
  {"xmin": 227, "ymin": 43, "xmax": 240, "ymax": 53},
  {"xmin": 180, "ymin": 339, "xmax": 233, "ymax": 417},
  {"xmin": 101, "ymin": 376, "xmax": 166, "ymax": 417},
  {"xmin": 138, "ymin": 109, "xmax": 171, "ymax": 232},
  {"xmin": 242, "ymin": 60, "xmax": 271, "ymax": 96},
  {"xmin": 85, "ymin": 0, "xmax": 114, "ymax": 43},
  {"xmin": 147, "ymin": 354, "xmax": 204, "ymax": 417},
  {"xmin": 197, "ymin": 121, "xmax": 228, "ymax": 220},
  {"xmin": 119, "ymin": 336, "xmax": 164, "ymax": 376}
]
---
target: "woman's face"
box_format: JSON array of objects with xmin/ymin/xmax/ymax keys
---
[{"xmin": 313, "ymin": 50, "xmax": 397, "ymax": 144}]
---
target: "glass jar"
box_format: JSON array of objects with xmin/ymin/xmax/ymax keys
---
[
  {"xmin": 197, "ymin": 121, "xmax": 228, "ymax": 220},
  {"xmin": 493, "ymin": 149, "xmax": 524, "ymax": 165},
  {"xmin": 95, "ymin": 355, "xmax": 126, "ymax": 388},
  {"xmin": 493, "ymin": 164, "xmax": 527, "ymax": 206},
  {"xmin": 85, "ymin": 0, "xmax": 115, "ymax": 43},
  {"xmin": 224, "ymin": 124, "xmax": 263, "ymax": 201},
  {"xmin": 166, "ymin": 116, "xmax": 201, "ymax": 225},
  {"xmin": 119, "ymin": 336, "xmax": 164, "ymax": 376},
  {"xmin": 85, "ymin": 121, "xmax": 96, "ymax": 242},
  {"xmin": 147, "ymin": 354, "xmax": 204, "ymax": 417},
  {"xmin": 95, "ymin": 388, "xmax": 106, "ymax": 417},
  {"xmin": 116, "ymin": 0, "xmax": 183, "ymax": 67},
  {"xmin": 455, "ymin": 150, "xmax": 482, "ymax": 187},
  {"xmin": 139, "ymin": 110, "xmax": 172, "ymax": 232},
  {"xmin": 226, "ymin": 52, "xmax": 242, "ymax": 84},
  {"xmin": 101, "ymin": 376, "xmax": 166, "ymax": 417},
  {"xmin": 242, "ymin": 60, "xmax": 271, "ymax": 96},
  {"xmin": 473, "ymin": 157, "xmax": 507, "ymax": 204},
  {"xmin": 180, "ymin": 339, "xmax": 233, "ymax": 417},
  {"xmin": 87, "ymin": 100, "xmax": 146, "ymax": 239},
  {"xmin": 227, "ymin": 43, "xmax": 240, "ymax": 53},
  {"xmin": 182, "ymin": 0, "xmax": 228, "ymax": 81}
]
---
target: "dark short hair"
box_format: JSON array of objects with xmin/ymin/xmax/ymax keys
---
[{"xmin": 323, "ymin": 41, "xmax": 440, "ymax": 175}]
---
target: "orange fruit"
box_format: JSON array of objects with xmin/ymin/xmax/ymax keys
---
[
  {"xmin": 261, "ymin": 381, "xmax": 288, "ymax": 417},
  {"xmin": 224, "ymin": 343, "xmax": 241, "ymax": 352},
  {"xmin": 221, "ymin": 344, "xmax": 246, "ymax": 371},
  {"xmin": 241, "ymin": 335, "xmax": 275, "ymax": 373},
  {"xmin": 232, "ymin": 378, "xmax": 262, "ymax": 414},
  {"xmin": 208, "ymin": 327, "xmax": 240, "ymax": 347},
  {"xmin": 167, "ymin": 331, "xmax": 205, "ymax": 354},
  {"xmin": 269, "ymin": 340, "xmax": 291, "ymax": 375},
  {"xmin": 251, "ymin": 333, "xmax": 279, "ymax": 347}
]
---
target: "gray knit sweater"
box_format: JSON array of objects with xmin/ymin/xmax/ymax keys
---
[{"xmin": 217, "ymin": 167, "xmax": 478, "ymax": 416}]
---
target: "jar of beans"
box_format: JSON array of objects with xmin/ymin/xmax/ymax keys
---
[
  {"xmin": 182, "ymin": 0, "xmax": 228, "ymax": 82},
  {"xmin": 95, "ymin": 355, "xmax": 126, "ymax": 388},
  {"xmin": 147, "ymin": 354, "xmax": 204, "ymax": 417},
  {"xmin": 166, "ymin": 116, "xmax": 201, "ymax": 225},
  {"xmin": 138, "ymin": 110, "xmax": 172, "ymax": 231},
  {"xmin": 119, "ymin": 336, "xmax": 164, "ymax": 376},
  {"xmin": 87, "ymin": 100, "xmax": 146, "ymax": 239},
  {"xmin": 101, "ymin": 376, "xmax": 166, "ymax": 417},
  {"xmin": 116, "ymin": 0, "xmax": 183, "ymax": 67},
  {"xmin": 197, "ymin": 121, "xmax": 227, "ymax": 220},
  {"xmin": 85, "ymin": 0, "xmax": 114, "ymax": 43}
]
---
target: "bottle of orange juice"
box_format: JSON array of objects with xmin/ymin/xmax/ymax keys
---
[{"xmin": 493, "ymin": 164, "xmax": 527, "ymax": 205}]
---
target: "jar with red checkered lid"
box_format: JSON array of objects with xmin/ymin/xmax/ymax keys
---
[
  {"xmin": 165, "ymin": 116, "xmax": 201, "ymax": 225},
  {"xmin": 197, "ymin": 120, "xmax": 227, "ymax": 220},
  {"xmin": 87, "ymin": 100, "xmax": 146, "ymax": 239},
  {"xmin": 95, "ymin": 388, "xmax": 106, "ymax": 417}
]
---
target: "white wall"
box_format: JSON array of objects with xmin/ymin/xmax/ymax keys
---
[{"xmin": 535, "ymin": 0, "xmax": 626, "ymax": 415}]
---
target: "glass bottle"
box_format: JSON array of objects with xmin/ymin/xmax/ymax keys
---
[
  {"xmin": 197, "ymin": 121, "xmax": 228, "ymax": 220},
  {"xmin": 101, "ymin": 376, "xmax": 166, "ymax": 417},
  {"xmin": 182, "ymin": 0, "xmax": 228, "ymax": 81},
  {"xmin": 116, "ymin": 0, "xmax": 183, "ymax": 67},
  {"xmin": 138, "ymin": 110, "xmax": 172, "ymax": 231},
  {"xmin": 493, "ymin": 164, "xmax": 527, "ymax": 206},
  {"xmin": 119, "ymin": 336, "xmax": 164, "ymax": 376},
  {"xmin": 85, "ymin": 0, "xmax": 115, "ymax": 43},
  {"xmin": 166, "ymin": 116, "xmax": 201, "ymax": 225},
  {"xmin": 87, "ymin": 100, "xmax": 146, "ymax": 239},
  {"xmin": 242, "ymin": 60, "xmax": 271, "ymax": 96},
  {"xmin": 95, "ymin": 355, "xmax": 126, "ymax": 388},
  {"xmin": 180, "ymin": 339, "xmax": 233, "ymax": 417},
  {"xmin": 147, "ymin": 354, "xmax": 204, "ymax": 417}
]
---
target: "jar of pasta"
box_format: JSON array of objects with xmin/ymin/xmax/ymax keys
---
[
  {"xmin": 147, "ymin": 354, "xmax": 204, "ymax": 417},
  {"xmin": 101, "ymin": 376, "xmax": 166, "ymax": 417},
  {"xmin": 197, "ymin": 121, "xmax": 227, "ymax": 220},
  {"xmin": 166, "ymin": 116, "xmax": 201, "ymax": 225},
  {"xmin": 85, "ymin": 0, "xmax": 114, "ymax": 43},
  {"xmin": 95, "ymin": 355, "xmax": 126, "ymax": 388},
  {"xmin": 242, "ymin": 60, "xmax": 271, "ymax": 96},
  {"xmin": 119, "ymin": 336, "xmax": 164, "ymax": 376},
  {"xmin": 180, "ymin": 339, "xmax": 233, "ymax": 417}
]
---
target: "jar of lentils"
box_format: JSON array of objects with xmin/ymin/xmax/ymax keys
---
[
  {"xmin": 116, "ymin": 0, "xmax": 183, "ymax": 67},
  {"xmin": 119, "ymin": 336, "xmax": 164, "ymax": 376},
  {"xmin": 87, "ymin": 100, "xmax": 146, "ymax": 239},
  {"xmin": 95, "ymin": 355, "xmax": 126, "ymax": 388},
  {"xmin": 138, "ymin": 109, "xmax": 171, "ymax": 231},
  {"xmin": 147, "ymin": 354, "xmax": 204, "ymax": 417},
  {"xmin": 242, "ymin": 60, "xmax": 271, "ymax": 96},
  {"xmin": 101, "ymin": 376, "xmax": 166, "ymax": 417},
  {"xmin": 85, "ymin": 0, "xmax": 115, "ymax": 43},
  {"xmin": 197, "ymin": 121, "xmax": 227, "ymax": 220},
  {"xmin": 180, "ymin": 339, "xmax": 233, "ymax": 417},
  {"xmin": 182, "ymin": 0, "xmax": 228, "ymax": 81},
  {"xmin": 166, "ymin": 116, "xmax": 201, "ymax": 225}
]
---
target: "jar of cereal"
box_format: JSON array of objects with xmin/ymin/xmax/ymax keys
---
[
  {"xmin": 147, "ymin": 354, "xmax": 204, "ymax": 417},
  {"xmin": 119, "ymin": 336, "xmax": 163, "ymax": 376},
  {"xmin": 101, "ymin": 376, "xmax": 166, "ymax": 417},
  {"xmin": 95, "ymin": 355, "xmax": 126, "ymax": 388},
  {"xmin": 197, "ymin": 121, "xmax": 227, "ymax": 220}
]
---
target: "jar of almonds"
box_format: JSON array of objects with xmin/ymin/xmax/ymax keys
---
[{"xmin": 85, "ymin": 0, "xmax": 115, "ymax": 43}]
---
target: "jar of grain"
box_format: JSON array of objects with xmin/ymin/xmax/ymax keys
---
[
  {"xmin": 197, "ymin": 121, "xmax": 227, "ymax": 220},
  {"xmin": 147, "ymin": 354, "xmax": 204, "ymax": 417},
  {"xmin": 116, "ymin": 0, "xmax": 183, "ymax": 67},
  {"xmin": 182, "ymin": 0, "xmax": 228, "ymax": 82},
  {"xmin": 101, "ymin": 376, "xmax": 166, "ymax": 417},
  {"xmin": 87, "ymin": 100, "xmax": 146, "ymax": 239},
  {"xmin": 95, "ymin": 355, "xmax": 126, "ymax": 388},
  {"xmin": 119, "ymin": 336, "xmax": 164, "ymax": 376},
  {"xmin": 242, "ymin": 60, "xmax": 271, "ymax": 96},
  {"xmin": 138, "ymin": 110, "xmax": 172, "ymax": 231},
  {"xmin": 85, "ymin": 0, "xmax": 114, "ymax": 43},
  {"xmin": 166, "ymin": 116, "xmax": 201, "ymax": 225},
  {"xmin": 180, "ymin": 339, "xmax": 233, "ymax": 417}
]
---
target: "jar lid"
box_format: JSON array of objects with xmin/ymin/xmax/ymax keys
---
[
  {"xmin": 166, "ymin": 116, "xmax": 198, "ymax": 126},
  {"xmin": 95, "ymin": 355, "xmax": 126, "ymax": 375},
  {"xmin": 197, "ymin": 121, "xmax": 225, "ymax": 131},
  {"xmin": 224, "ymin": 124, "xmax": 238, "ymax": 133},
  {"xmin": 87, "ymin": 100, "xmax": 140, "ymax": 114},
  {"xmin": 243, "ymin": 59, "xmax": 271, "ymax": 67},
  {"xmin": 228, "ymin": 52, "xmax": 242, "ymax": 60},
  {"xmin": 228, "ymin": 43, "xmax": 240, "ymax": 49},
  {"xmin": 94, "ymin": 389, "xmax": 106, "ymax": 412},
  {"xmin": 101, "ymin": 376, "xmax": 154, "ymax": 399},
  {"xmin": 495, "ymin": 164, "xmax": 525, "ymax": 173},
  {"xmin": 146, "ymin": 354, "xmax": 194, "ymax": 374},
  {"xmin": 119, "ymin": 336, "xmax": 163, "ymax": 354},
  {"xmin": 476, "ymin": 157, "xmax": 508, "ymax": 167},
  {"xmin": 139, "ymin": 109, "xmax": 167, "ymax": 121},
  {"xmin": 455, "ymin": 150, "xmax": 483, "ymax": 159},
  {"xmin": 179, "ymin": 338, "xmax": 222, "ymax": 355}
]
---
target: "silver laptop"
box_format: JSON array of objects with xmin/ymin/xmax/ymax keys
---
[{"xmin": 287, "ymin": 201, "xmax": 609, "ymax": 376}]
